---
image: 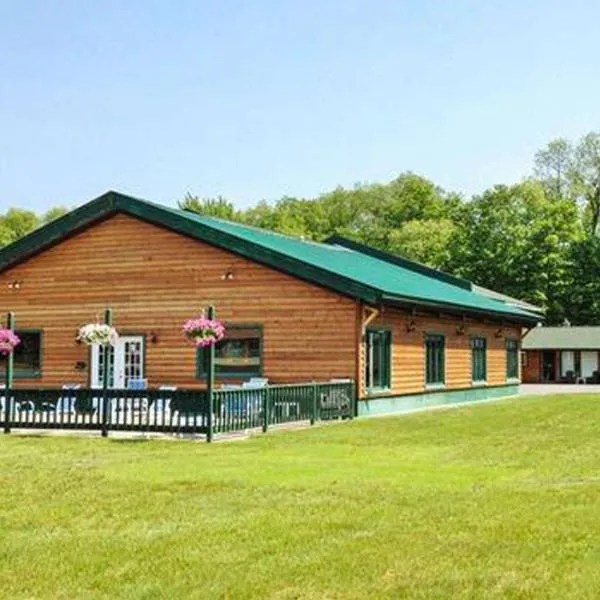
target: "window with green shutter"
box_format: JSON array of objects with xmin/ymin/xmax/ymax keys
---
[
  {"xmin": 471, "ymin": 336, "xmax": 487, "ymax": 383},
  {"xmin": 425, "ymin": 334, "xmax": 445, "ymax": 386},
  {"xmin": 365, "ymin": 329, "xmax": 391, "ymax": 391},
  {"xmin": 506, "ymin": 338, "xmax": 519, "ymax": 379}
]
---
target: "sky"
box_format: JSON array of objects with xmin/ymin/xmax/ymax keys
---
[{"xmin": 1, "ymin": 0, "xmax": 599, "ymax": 213}]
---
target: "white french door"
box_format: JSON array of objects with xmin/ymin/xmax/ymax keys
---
[{"xmin": 91, "ymin": 336, "xmax": 145, "ymax": 389}]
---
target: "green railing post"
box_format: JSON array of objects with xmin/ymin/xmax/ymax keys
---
[
  {"xmin": 262, "ymin": 386, "xmax": 269, "ymax": 433},
  {"xmin": 101, "ymin": 308, "xmax": 112, "ymax": 438},
  {"xmin": 311, "ymin": 382, "xmax": 317, "ymax": 425},
  {"xmin": 352, "ymin": 381, "xmax": 357, "ymax": 418},
  {"xmin": 3, "ymin": 312, "xmax": 15, "ymax": 434},
  {"xmin": 206, "ymin": 305, "xmax": 215, "ymax": 443}
]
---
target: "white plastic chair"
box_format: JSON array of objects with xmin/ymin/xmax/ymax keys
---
[{"xmin": 56, "ymin": 384, "xmax": 81, "ymax": 414}]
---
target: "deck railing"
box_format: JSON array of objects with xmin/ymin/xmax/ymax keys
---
[{"xmin": 0, "ymin": 380, "xmax": 355, "ymax": 440}]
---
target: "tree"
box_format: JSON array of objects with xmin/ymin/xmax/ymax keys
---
[
  {"xmin": 534, "ymin": 132, "xmax": 600, "ymax": 235},
  {"xmin": 386, "ymin": 219, "xmax": 457, "ymax": 268},
  {"xmin": 447, "ymin": 181, "xmax": 583, "ymax": 322},
  {"xmin": 534, "ymin": 138, "xmax": 573, "ymax": 200},
  {"xmin": 42, "ymin": 206, "xmax": 68, "ymax": 224},
  {"xmin": 178, "ymin": 193, "xmax": 239, "ymax": 221},
  {"xmin": 0, "ymin": 208, "xmax": 40, "ymax": 247},
  {"xmin": 566, "ymin": 237, "xmax": 600, "ymax": 324}
]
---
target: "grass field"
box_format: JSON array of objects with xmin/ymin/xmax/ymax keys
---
[{"xmin": 1, "ymin": 394, "xmax": 600, "ymax": 599}]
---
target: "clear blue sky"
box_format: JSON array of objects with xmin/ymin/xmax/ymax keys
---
[{"xmin": 1, "ymin": 0, "xmax": 599, "ymax": 212}]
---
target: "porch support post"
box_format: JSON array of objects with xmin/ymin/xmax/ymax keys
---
[
  {"xmin": 101, "ymin": 308, "xmax": 112, "ymax": 438},
  {"xmin": 3, "ymin": 312, "xmax": 15, "ymax": 434},
  {"xmin": 206, "ymin": 305, "xmax": 215, "ymax": 443}
]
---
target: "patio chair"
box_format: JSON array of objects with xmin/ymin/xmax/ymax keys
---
[
  {"xmin": 126, "ymin": 378, "xmax": 149, "ymax": 411},
  {"xmin": 241, "ymin": 380, "xmax": 267, "ymax": 417},
  {"xmin": 55, "ymin": 384, "xmax": 81, "ymax": 414},
  {"xmin": 150, "ymin": 385, "xmax": 177, "ymax": 419}
]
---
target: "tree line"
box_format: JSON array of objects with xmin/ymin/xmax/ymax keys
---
[{"xmin": 3, "ymin": 132, "xmax": 600, "ymax": 325}]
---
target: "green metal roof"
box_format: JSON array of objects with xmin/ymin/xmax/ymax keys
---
[
  {"xmin": 523, "ymin": 327, "xmax": 600, "ymax": 349},
  {"xmin": 0, "ymin": 191, "xmax": 541, "ymax": 324}
]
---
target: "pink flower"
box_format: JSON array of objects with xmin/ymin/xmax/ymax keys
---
[
  {"xmin": 183, "ymin": 314, "xmax": 226, "ymax": 347},
  {"xmin": 0, "ymin": 328, "xmax": 20, "ymax": 355}
]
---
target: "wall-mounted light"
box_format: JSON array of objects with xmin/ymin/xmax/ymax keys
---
[
  {"xmin": 221, "ymin": 270, "xmax": 234, "ymax": 281},
  {"xmin": 150, "ymin": 332, "xmax": 159, "ymax": 344},
  {"xmin": 405, "ymin": 319, "xmax": 417, "ymax": 333},
  {"xmin": 495, "ymin": 328, "xmax": 504, "ymax": 338},
  {"xmin": 8, "ymin": 280, "xmax": 22, "ymax": 290},
  {"xmin": 456, "ymin": 323, "xmax": 467, "ymax": 336}
]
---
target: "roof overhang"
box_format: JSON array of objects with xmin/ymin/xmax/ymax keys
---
[{"xmin": 380, "ymin": 294, "xmax": 541, "ymax": 327}]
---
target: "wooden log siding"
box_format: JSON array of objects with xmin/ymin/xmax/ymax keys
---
[
  {"xmin": 0, "ymin": 214, "xmax": 357, "ymax": 388},
  {"xmin": 359, "ymin": 307, "xmax": 521, "ymax": 398}
]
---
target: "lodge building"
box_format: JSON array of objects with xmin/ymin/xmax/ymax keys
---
[{"xmin": 0, "ymin": 192, "xmax": 542, "ymax": 416}]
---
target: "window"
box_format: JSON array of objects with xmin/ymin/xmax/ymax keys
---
[
  {"xmin": 471, "ymin": 337, "xmax": 487, "ymax": 383},
  {"xmin": 365, "ymin": 329, "xmax": 391, "ymax": 391},
  {"xmin": 197, "ymin": 325, "xmax": 262, "ymax": 378},
  {"xmin": 0, "ymin": 330, "xmax": 43, "ymax": 379},
  {"xmin": 506, "ymin": 338, "xmax": 519, "ymax": 380},
  {"xmin": 425, "ymin": 334, "xmax": 445, "ymax": 386}
]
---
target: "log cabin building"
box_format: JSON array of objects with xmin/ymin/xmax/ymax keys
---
[{"xmin": 0, "ymin": 191, "xmax": 542, "ymax": 416}]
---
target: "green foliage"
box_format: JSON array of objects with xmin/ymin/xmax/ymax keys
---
[
  {"xmin": 0, "ymin": 208, "xmax": 40, "ymax": 247},
  {"xmin": 42, "ymin": 206, "xmax": 68, "ymax": 224},
  {"xmin": 447, "ymin": 181, "xmax": 583, "ymax": 322},
  {"xmin": 535, "ymin": 132, "xmax": 600, "ymax": 235},
  {"xmin": 178, "ymin": 193, "xmax": 239, "ymax": 220}
]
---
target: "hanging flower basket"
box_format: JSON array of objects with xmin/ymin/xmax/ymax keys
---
[
  {"xmin": 183, "ymin": 315, "xmax": 225, "ymax": 347},
  {"xmin": 0, "ymin": 328, "xmax": 20, "ymax": 354},
  {"xmin": 77, "ymin": 323, "xmax": 119, "ymax": 347}
]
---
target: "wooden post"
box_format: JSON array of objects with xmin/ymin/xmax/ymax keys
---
[
  {"xmin": 206, "ymin": 305, "xmax": 215, "ymax": 443},
  {"xmin": 101, "ymin": 308, "xmax": 112, "ymax": 438},
  {"xmin": 3, "ymin": 312, "xmax": 15, "ymax": 434}
]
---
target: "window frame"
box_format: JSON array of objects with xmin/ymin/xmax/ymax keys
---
[
  {"xmin": 365, "ymin": 327, "xmax": 392, "ymax": 393},
  {"xmin": 196, "ymin": 324, "xmax": 263, "ymax": 380},
  {"xmin": 471, "ymin": 336, "xmax": 488, "ymax": 385},
  {"xmin": 0, "ymin": 328, "xmax": 44, "ymax": 380},
  {"xmin": 425, "ymin": 333, "xmax": 446, "ymax": 387},
  {"xmin": 506, "ymin": 337, "xmax": 520, "ymax": 381}
]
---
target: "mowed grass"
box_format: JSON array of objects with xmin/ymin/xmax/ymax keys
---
[{"xmin": 1, "ymin": 395, "xmax": 600, "ymax": 599}]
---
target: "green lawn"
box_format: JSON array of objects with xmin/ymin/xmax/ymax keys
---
[{"xmin": 2, "ymin": 395, "xmax": 600, "ymax": 599}]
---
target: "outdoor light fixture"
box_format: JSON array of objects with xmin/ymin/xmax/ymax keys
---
[
  {"xmin": 150, "ymin": 332, "xmax": 159, "ymax": 344},
  {"xmin": 456, "ymin": 323, "xmax": 466, "ymax": 336},
  {"xmin": 495, "ymin": 328, "xmax": 503, "ymax": 338},
  {"xmin": 221, "ymin": 270, "xmax": 234, "ymax": 280},
  {"xmin": 8, "ymin": 280, "xmax": 22, "ymax": 290},
  {"xmin": 405, "ymin": 319, "xmax": 417, "ymax": 333}
]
